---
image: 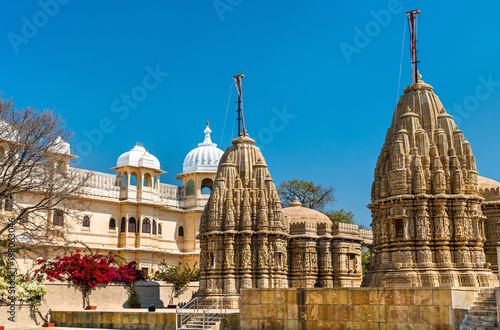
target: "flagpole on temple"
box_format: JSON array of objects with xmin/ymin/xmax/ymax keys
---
[
  {"xmin": 406, "ymin": 9, "xmax": 420, "ymax": 84},
  {"xmin": 233, "ymin": 74, "xmax": 246, "ymax": 137}
]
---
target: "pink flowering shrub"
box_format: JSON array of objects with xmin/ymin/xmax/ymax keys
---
[{"xmin": 34, "ymin": 250, "xmax": 145, "ymax": 308}]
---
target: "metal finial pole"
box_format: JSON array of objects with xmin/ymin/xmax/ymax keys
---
[
  {"xmin": 233, "ymin": 74, "xmax": 246, "ymax": 137},
  {"xmin": 406, "ymin": 9, "xmax": 420, "ymax": 84}
]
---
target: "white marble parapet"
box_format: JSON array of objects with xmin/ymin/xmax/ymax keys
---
[{"xmin": 71, "ymin": 168, "xmax": 120, "ymax": 199}]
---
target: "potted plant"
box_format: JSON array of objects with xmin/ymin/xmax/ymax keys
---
[{"xmin": 128, "ymin": 288, "xmax": 141, "ymax": 308}]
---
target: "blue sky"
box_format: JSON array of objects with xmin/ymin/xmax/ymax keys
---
[{"xmin": 1, "ymin": 1, "xmax": 500, "ymax": 228}]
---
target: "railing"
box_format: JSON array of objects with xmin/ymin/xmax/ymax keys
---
[
  {"xmin": 176, "ymin": 297, "xmax": 199, "ymax": 330},
  {"xmin": 202, "ymin": 294, "xmax": 240, "ymax": 329},
  {"xmin": 175, "ymin": 294, "xmax": 240, "ymax": 330}
]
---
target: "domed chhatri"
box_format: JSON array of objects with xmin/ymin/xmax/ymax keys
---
[
  {"xmin": 183, "ymin": 122, "xmax": 224, "ymax": 174},
  {"xmin": 49, "ymin": 136, "xmax": 72, "ymax": 155},
  {"xmin": 116, "ymin": 143, "xmax": 161, "ymax": 170},
  {"xmin": 282, "ymin": 198, "xmax": 367, "ymax": 288},
  {"xmin": 282, "ymin": 197, "xmax": 331, "ymax": 224}
]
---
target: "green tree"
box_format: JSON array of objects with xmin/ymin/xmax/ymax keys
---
[
  {"xmin": 322, "ymin": 209, "xmax": 355, "ymax": 224},
  {"xmin": 277, "ymin": 180, "xmax": 335, "ymax": 210},
  {"xmin": 361, "ymin": 247, "xmax": 371, "ymax": 277},
  {"xmin": 153, "ymin": 261, "xmax": 200, "ymax": 297}
]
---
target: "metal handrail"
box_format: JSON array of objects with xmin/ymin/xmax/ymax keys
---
[
  {"xmin": 202, "ymin": 294, "xmax": 240, "ymax": 329},
  {"xmin": 176, "ymin": 294, "xmax": 240, "ymax": 330},
  {"xmin": 175, "ymin": 297, "xmax": 199, "ymax": 330}
]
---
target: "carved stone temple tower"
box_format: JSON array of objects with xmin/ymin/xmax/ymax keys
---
[
  {"xmin": 197, "ymin": 134, "xmax": 289, "ymax": 305},
  {"xmin": 364, "ymin": 73, "xmax": 498, "ymax": 287}
]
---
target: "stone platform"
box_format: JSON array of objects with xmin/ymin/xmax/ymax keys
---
[
  {"xmin": 240, "ymin": 287, "xmax": 499, "ymax": 329},
  {"xmin": 50, "ymin": 309, "xmax": 240, "ymax": 330}
]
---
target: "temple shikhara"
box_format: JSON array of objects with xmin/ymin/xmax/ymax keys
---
[
  {"xmin": 365, "ymin": 72, "xmax": 498, "ymax": 287},
  {"xmin": 364, "ymin": 10, "xmax": 498, "ymax": 288},
  {"xmin": 195, "ymin": 75, "xmax": 372, "ymax": 306}
]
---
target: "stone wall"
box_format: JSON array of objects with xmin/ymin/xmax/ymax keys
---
[
  {"xmin": 0, "ymin": 281, "xmax": 199, "ymax": 329},
  {"xmin": 47, "ymin": 311, "xmax": 240, "ymax": 330},
  {"xmin": 240, "ymin": 287, "xmax": 481, "ymax": 329}
]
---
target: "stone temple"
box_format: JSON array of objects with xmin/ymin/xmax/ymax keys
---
[
  {"xmin": 197, "ymin": 132, "xmax": 372, "ymax": 306},
  {"xmin": 197, "ymin": 134, "xmax": 290, "ymax": 304},
  {"xmin": 364, "ymin": 73, "xmax": 498, "ymax": 287}
]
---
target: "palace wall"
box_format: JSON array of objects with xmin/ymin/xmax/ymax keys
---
[{"xmin": 0, "ymin": 281, "xmax": 199, "ymax": 328}]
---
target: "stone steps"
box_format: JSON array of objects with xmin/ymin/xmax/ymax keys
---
[
  {"xmin": 460, "ymin": 289, "xmax": 498, "ymax": 330},
  {"xmin": 180, "ymin": 315, "xmax": 221, "ymax": 330},
  {"xmin": 469, "ymin": 310, "xmax": 497, "ymax": 317}
]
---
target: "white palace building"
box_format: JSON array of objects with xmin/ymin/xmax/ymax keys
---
[{"xmin": 34, "ymin": 123, "xmax": 223, "ymax": 274}]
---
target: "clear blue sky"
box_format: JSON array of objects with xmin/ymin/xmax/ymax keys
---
[{"xmin": 1, "ymin": 1, "xmax": 500, "ymax": 228}]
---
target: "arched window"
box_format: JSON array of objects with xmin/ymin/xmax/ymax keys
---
[
  {"xmin": 158, "ymin": 223, "xmax": 162, "ymax": 235},
  {"xmin": 56, "ymin": 161, "xmax": 65, "ymax": 175},
  {"xmin": 128, "ymin": 217, "xmax": 136, "ymax": 233},
  {"xmin": 53, "ymin": 209, "xmax": 64, "ymax": 226},
  {"xmin": 130, "ymin": 172, "xmax": 137, "ymax": 186},
  {"xmin": 123, "ymin": 173, "xmax": 128, "ymax": 186},
  {"xmin": 142, "ymin": 218, "xmax": 151, "ymax": 233},
  {"xmin": 82, "ymin": 215, "xmax": 90, "ymax": 228},
  {"xmin": 144, "ymin": 173, "xmax": 152, "ymax": 187},
  {"xmin": 120, "ymin": 217, "xmax": 126, "ymax": 232},
  {"xmin": 152, "ymin": 220, "xmax": 157, "ymax": 235},
  {"xmin": 186, "ymin": 179, "xmax": 195, "ymax": 196},
  {"xmin": 201, "ymin": 178, "xmax": 213, "ymax": 195},
  {"xmin": 4, "ymin": 196, "xmax": 13, "ymax": 212},
  {"xmin": 109, "ymin": 218, "xmax": 116, "ymax": 230},
  {"xmin": 178, "ymin": 226, "xmax": 184, "ymax": 237}
]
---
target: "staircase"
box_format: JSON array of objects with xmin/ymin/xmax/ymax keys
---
[
  {"xmin": 179, "ymin": 314, "xmax": 222, "ymax": 330},
  {"xmin": 176, "ymin": 294, "xmax": 240, "ymax": 330},
  {"xmin": 461, "ymin": 288, "xmax": 498, "ymax": 330}
]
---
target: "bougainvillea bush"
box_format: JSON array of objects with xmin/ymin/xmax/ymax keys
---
[
  {"xmin": 152, "ymin": 261, "xmax": 199, "ymax": 296},
  {"xmin": 0, "ymin": 259, "xmax": 51, "ymax": 322},
  {"xmin": 34, "ymin": 250, "xmax": 145, "ymax": 308}
]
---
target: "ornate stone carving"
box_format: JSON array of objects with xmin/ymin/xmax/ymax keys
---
[
  {"xmin": 364, "ymin": 75, "xmax": 497, "ymax": 287},
  {"xmin": 198, "ymin": 134, "xmax": 289, "ymax": 301},
  {"xmin": 224, "ymin": 242, "xmax": 234, "ymax": 268}
]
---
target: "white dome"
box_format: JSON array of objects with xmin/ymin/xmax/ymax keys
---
[
  {"xmin": 0, "ymin": 120, "xmax": 18, "ymax": 142},
  {"xmin": 183, "ymin": 123, "xmax": 224, "ymax": 174},
  {"xmin": 49, "ymin": 136, "xmax": 71, "ymax": 155},
  {"xmin": 117, "ymin": 144, "xmax": 161, "ymax": 170}
]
